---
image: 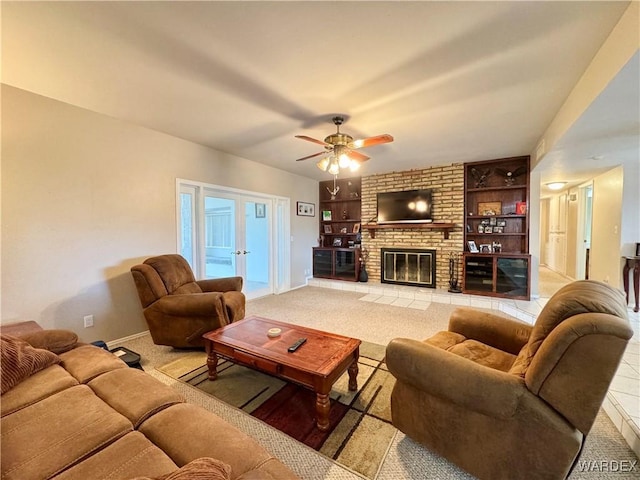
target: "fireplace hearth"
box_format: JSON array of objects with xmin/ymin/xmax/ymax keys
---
[{"xmin": 381, "ymin": 248, "xmax": 436, "ymax": 288}]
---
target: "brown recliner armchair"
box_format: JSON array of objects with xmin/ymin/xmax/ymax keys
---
[
  {"xmin": 131, "ymin": 254, "xmax": 245, "ymax": 348},
  {"xmin": 386, "ymin": 280, "xmax": 633, "ymax": 480}
]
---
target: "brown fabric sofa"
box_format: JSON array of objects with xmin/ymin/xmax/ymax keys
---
[
  {"xmin": 386, "ymin": 280, "xmax": 633, "ymax": 480},
  {"xmin": 131, "ymin": 254, "xmax": 245, "ymax": 348},
  {"xmin": 1, "ymin": 332, "xmax": 298, "ymax": 480}
]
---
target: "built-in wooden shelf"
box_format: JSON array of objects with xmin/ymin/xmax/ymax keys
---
[{"xmin": 363, "ymin": 222, "xmax": 456, "ymax": 240}]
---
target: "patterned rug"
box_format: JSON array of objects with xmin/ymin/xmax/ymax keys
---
[{"xmin": 157, "ymin": 342, "xmax": 396, "ymax": 479}]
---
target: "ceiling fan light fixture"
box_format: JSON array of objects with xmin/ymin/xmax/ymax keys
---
[
  {"xmin": 294, "ymin": 116, "xmax": 393, "ymax": 176},
  {"xmin": 328, "ymin": 159, "xmax": 340, "ymax": 175},
  {"xmin": 316, "ymin": 157, "xmax": 330, "ymax": 172}
]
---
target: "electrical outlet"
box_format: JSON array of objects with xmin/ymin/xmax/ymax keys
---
[{"xmin": 83, "ymin": 315, "xmax": 94, "ymax": 328}]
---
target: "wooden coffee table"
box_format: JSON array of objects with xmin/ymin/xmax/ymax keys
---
[{"xmin": 203, "ymin": 316, "xmax": 361, "ymax": 431}]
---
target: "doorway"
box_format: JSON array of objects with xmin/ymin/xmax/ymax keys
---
[
  {"xmin": 576, "ymin": 183, "xmax": 593, "ymax": 280},
  {"xmin": 177, "ymin": 180, "xmax": 290, "ymax": 300}
]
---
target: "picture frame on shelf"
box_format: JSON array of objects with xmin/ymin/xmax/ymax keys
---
[
  {"xmin": 467, "ymin": 241, "xmax": 479, "ymax": 253},
  {"xmin": 333, "ymin": 238, "xmax": 342, "ymax": 247},
  {"xmin": 323, "ymin": 225, "xmax": 332, "ymax": 234},
  {"xmin": 497, "ymin": 219, "xmax": 507, "ymax": 227},
  {"xmin": 494, "ymin": 226, "xmax": 504, "ymax": 234},
  {"xmin": 516, "ymin": 201, "xmax": 527, "ymax": 215},
  {"xmin": 478, "ymin": 225, "xmax": 484, "ymax": 234},
  {"xmin": 296, "ymin": 201, "xmax": 315, "ymax": 217},
  {"xmin": 479, "ymin": 244, "xmax": 492, "ymax": 253},
  {"xmin": 492, "ymin": 242, "xmax": 502, "ymax": 253},
  {"xmin": 255, "ymin": 203, "xmax": 266, "ymax": 218},
  {"xmin": 478, "ymin": 201, "xmax": 501, "ymax": 216},
  {"xmin": 353, "ymin": 224, "xmax": 361, "ymax": 233},
  {"xmin": 322, "ymin": 210, "xmax": 332, "ymax": 221},
  {"xmin": 489, "ymin": 217, "xmax": 497, "ymax": 226},
  {"xmin": 484, "ymin": 226, "xmax": 493, "ymax": 234}
]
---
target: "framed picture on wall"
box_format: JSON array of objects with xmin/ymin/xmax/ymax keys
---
[{"xmin": 296, "ymin": 201, "xmax": 315, "ymax": 216}]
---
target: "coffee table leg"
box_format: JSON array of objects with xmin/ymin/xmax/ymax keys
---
[
  {"xmin": 348, "ymin": 353, "xmax": 359, "ymax": 391},
  {"xmin": 316, "ymin": 392, "xmax": 331, "ymax": 431},
  {"xmin": 205, "ymin": 342, "xmax": 218, "ymax": 381}
]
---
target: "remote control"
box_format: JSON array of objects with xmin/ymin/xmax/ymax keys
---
[{"xmin": 288, "ymin": 338, "xmax": 307, "ymax": 353}]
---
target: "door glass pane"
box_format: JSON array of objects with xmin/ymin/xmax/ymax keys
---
[
  {"xmin": 245, "ymin": 201, "xmax": 269, "ymax": 293},
  {"xmin": 204, "ymin": 196, "xmax": 236, "ymax": 279},
  {"xmin": 179, "ymin": 192, "xmax": 194, "ymax": 267}
]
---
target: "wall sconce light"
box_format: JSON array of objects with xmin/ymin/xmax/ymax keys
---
[{"xmin": 545, "ymin": 182, "xmax": 567, "ymax": 191}]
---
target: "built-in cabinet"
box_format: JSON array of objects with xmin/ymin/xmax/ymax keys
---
[
  {"xmin": 314, "ymin": 177, "xmax": 362, "ymax": 281},
  {"xmin": 312, "ymin": 247, "xmax": 361, "ymax": 281},
  {"xmin": 463, "ymin": 156, "xmax": 531, "ymax": 299}
]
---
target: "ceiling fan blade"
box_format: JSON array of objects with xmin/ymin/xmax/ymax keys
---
[
  {"xmin": 295, "ymin": 135, "xmax": 330, "ymax": 147},
  {"xmin": 295, "ymin": 151, "xmax": 326, "ymax": 162},
  {"xmin": 347, "ymin": 150, "xmax": 370, "ymax": 162},
  {"xmin": 350, "ymin": 134, "xmax": 394, "ymax": 149}
]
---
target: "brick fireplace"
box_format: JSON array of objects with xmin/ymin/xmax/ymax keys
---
[{"xmin": 360, "ymin": 164, "xmax": 465, "ymax": 289}]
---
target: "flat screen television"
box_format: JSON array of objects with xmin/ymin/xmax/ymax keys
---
[{"xmin": 377, "ymin": 189, "xmax": 433, "ymax": 224}]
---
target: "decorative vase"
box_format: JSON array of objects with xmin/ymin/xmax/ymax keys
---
[{"xmin": 359, "ymin": 265, "xmax": 369, "ymax": 282}]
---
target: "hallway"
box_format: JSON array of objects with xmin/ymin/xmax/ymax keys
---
[{"xmin": 538, "ymin": 265, "xmax": 573, "ymax": 298}]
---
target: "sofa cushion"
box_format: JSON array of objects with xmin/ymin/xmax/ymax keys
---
[
  {"xmin": 1, "ymin": 334, "xmax": 60, "ymax": 394},
  {"xmin": 51, "ymin": 432, "xmax": 178, "ymax": 480},
  {"xmin": 60, "ymin": 344, "xmax": 128, "ymax": 383},
  {"xmin": 425, "ymin": 331, "xmax": 516, "ymax": 372},
  {"xmin": 131, "ymin": 457, "xmax": 231, "ymax": 480},
  {"xmin": 19, "ymin": 329, "xmax": 79, "ymax": 354},
  {"xmin": 139, "ymin": 403, "xmax": 297, "ymax": 479},
  {"xmin": 1, "ymin": 384, "xmax": 133, "ymax": 480},
  {"xmin": 89, "ymin": 368, "xmax": 184, "ymax": 427},
  {"xmin": 1, "ymin": 364, "xmax": 79, "ymax": 417}
]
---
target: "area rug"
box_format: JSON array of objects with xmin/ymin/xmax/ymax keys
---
[{"xmin": 157, "ymin": 341, "xmax": 396, "ymax": 479}]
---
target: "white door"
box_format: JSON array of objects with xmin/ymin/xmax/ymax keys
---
[
  {"xmin": 203, "ymin": 193, "xmax": 271, "ymax": 299},
  {"xmin": 177, "ymin": 181, "xmax": 290, "ymax": 300}
]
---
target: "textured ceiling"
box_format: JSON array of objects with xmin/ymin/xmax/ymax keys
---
[{"xmin": 2, "ymin": 1, "xmax": 636, "ymax": 186}]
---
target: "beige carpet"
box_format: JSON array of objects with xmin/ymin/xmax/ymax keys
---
[
  {"xmin": 116, "ymin": 286, "xmax": 638, "ymax": 479},
  {"xmin": 157, "ymin": 342, "xmax": 393, "ymax": 479}
]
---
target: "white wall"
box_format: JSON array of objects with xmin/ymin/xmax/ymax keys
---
[
  {"xmin": 590, "ymin": 166, "xmax": 623, "ymax": 287},
  {"xmin": 1, "ymin": 85, "xmax": 319, "ymax": 341}
]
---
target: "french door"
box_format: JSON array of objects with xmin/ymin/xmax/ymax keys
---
[{"xmin": 178, "ymin": 181, "xmax": 290, "ymax": 300}]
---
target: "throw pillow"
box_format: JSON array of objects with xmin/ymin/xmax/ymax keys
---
[
  {"xmin": 19, "ymin": 329, "xmax": 79, "ymax": 354},
  {"xmin": 1, "ymin": 334, "xmax": 61, "ymax": 394},
  {"xmin": 130, "ymin": 458, "xmax": 231, "ymax": 480}
]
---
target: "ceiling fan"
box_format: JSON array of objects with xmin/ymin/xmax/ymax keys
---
[{"xmin": 295, "ymin": 116, "xmax": 393, "ymax": 175}]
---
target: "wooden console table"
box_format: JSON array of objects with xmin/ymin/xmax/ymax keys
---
[
  {"xmin": 623, "ymin": 256, "xmax": 640, "ymax": 312},
  {"xmin": 363, "ymin": 222, "xmax": 456, "ymax": 240}
]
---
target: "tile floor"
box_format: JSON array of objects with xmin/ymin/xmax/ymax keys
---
[{"xmin": 307, "ymin": 277, "xmax": 640, "ymax": 457}]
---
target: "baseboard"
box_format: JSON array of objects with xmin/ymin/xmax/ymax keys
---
[{"xmin": 107, "ymin": 330, "xmax": 149, "ymax": 349}]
